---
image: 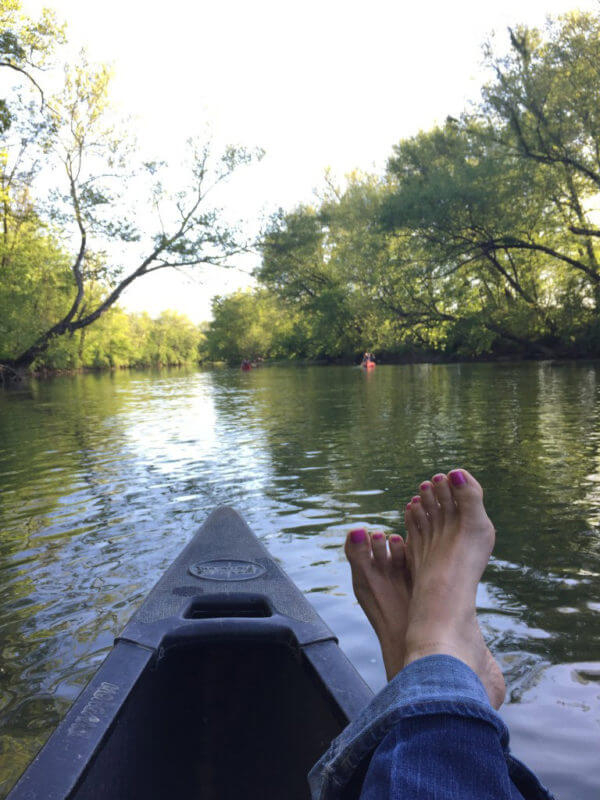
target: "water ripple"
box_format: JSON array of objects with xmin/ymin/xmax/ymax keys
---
[{"xmin": 1, "ymin": 364, "xmax": 599, "ymax": 798}]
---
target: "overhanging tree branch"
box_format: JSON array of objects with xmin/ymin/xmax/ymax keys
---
[{"xmin": 0, "ymin": 60, "xmax": 45, "ymax": 108}]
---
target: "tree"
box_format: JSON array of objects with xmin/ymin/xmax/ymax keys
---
[
  {"xmin": 0, "ymin": 210, "xmax": 73, "ymax": 362},
  {"xmin": 259, "ymin": 177, "xmax": 393, "ymax": 360},
  {"xmin": 380, "ymin": 121, "xmax": 566, "ymax": 355},
  {"xmin": 205, "ymin": 290, "xmax": 296, "ymax": 363},
  {"xmin": 479, "ymin": 12, "xmax": 600, "ymax": 308},
  {"xmin": 144, "ymin": 311, "xmax": 203, "ymax": 366},
  {"xmin": 0, "ymin": 0, "xmax": 65, "ymax": 131},
  {"xmin": 244, "ymin": 10, "xmax": 600, "ymax": 362},
  {"xmin": 259, "ymin": 206, "xmax": 348, "ymax": 358},
  {"xmin": 0, "ymin": 2, "xmax": 262, "ymax": 375}
]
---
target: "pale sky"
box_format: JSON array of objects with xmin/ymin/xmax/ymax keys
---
[{"xmin": 20, "ymin": 0, "xmax": 600, "ymax": 323}]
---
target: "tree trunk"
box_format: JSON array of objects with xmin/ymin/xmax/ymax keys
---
[{"xmin": 0, "ymin": 362, "xmax": 28, "ymax": 386}]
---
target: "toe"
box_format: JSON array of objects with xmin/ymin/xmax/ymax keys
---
[
  {"xmin": 389, "ymin": 534, "xmax": 406, "ymax": 570},
  {"xmin": 344, "ymin": 527, "xmax": 372, "ymax": 567},
  {"xmin": 419, "ymin": 480, "xmax": 440, "ymax": 522},
  {"xmin": 404, "ymin": 503, "xmax": 418, "ymax": 541},
  {"xmin": 371, "ymin": 531, "xmax": 388, "ymax": 566},
  {"xmin": 408, "ymin": 495, "xmax": 431, "ymax": 534},
  {"xmin": 448, "ymin": 468, "xmax": 483, "ymax": 497},
  {"xmin": 447, "ymin": 468, "xmax": 488, "ymax": 519},
  {"xmin": 432, "ymin": 473, "xmax": 457, "ymax": 520}
]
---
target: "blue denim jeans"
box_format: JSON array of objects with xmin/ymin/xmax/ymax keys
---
[{"xmin": 309, "ymin": 655, "xmax": 556, "ymax": 800}]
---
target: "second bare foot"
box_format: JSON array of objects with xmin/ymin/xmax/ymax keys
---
[
  {"xmin": 345, "ymin": 528, "xmax": 411, "ymax": 680},
  {"xmin": 404, "ymin": 469, "xmax": 506, "ymax": 709}
]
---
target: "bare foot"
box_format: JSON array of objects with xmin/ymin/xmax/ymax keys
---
[
  {"xmin": 404, "ymin": 469, "xmax": 506, "ymax": 709},
  {"xmin": 345, "ymin": 528, "xmax": 411, "ymax": 680}
]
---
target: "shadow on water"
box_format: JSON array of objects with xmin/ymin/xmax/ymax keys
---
[{"xmin": 0, "ymin": 363, "xmax": 599, "ymax": 797}]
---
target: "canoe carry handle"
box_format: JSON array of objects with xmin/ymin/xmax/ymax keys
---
[{"xmin": 183, "ymin": 593, "xmax": 273, "ymax": 619}]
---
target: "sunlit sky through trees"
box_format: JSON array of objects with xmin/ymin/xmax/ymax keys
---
[{"xmin": 20, "ymin": 0, "xmax": 600, "ymax": 322}]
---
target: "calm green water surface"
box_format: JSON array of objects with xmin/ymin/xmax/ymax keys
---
[{"xmin": 1, "ymin": 364, "xmax": 599, "ymax": 797}]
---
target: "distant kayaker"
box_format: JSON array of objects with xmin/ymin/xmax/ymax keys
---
[
  {"xmin": 240, "ymin": 359, "xmax": 252, "ymax": 371},
  {"xmin": 311, "ymin": 468, "xmax": 551, "ymax": 799}
]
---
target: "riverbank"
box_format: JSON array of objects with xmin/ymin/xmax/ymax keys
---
[
  {"xmin": 4, "ymin": 351, "xmax": 600, "ymax": 384},
  {"xmin": 0, "ymin": 361, "xmax": 201, "ymax": 385}
]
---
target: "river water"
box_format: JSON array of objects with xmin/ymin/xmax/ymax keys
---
[{"xmin": 0, "ymin": 363, "xmax": 599, "ymax": 797}]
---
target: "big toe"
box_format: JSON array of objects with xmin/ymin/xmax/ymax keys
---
[
  {"xmin": 447, "ymin": 469, "xmax": 494, "ymax": 533},
  {"xmin": 447, "ymin": 468, "xmax": 484, "ymax": 507}
]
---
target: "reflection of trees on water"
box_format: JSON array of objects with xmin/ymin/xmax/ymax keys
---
[
  {"xmin": 0, "ymin": 372, "xmax": 141, "ymax": 794},
  {"xmin": 211, "ymin": 364, "xmax": 600, "ymax": 662}
]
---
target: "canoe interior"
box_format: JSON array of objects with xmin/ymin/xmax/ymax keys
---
[
  {"xmin": 9, "ymin": 507, "xmax": 373, "ymax": 799},
  {"xmin": 73, "ymin": 638, "xmax": 344, "ymax": 800}
]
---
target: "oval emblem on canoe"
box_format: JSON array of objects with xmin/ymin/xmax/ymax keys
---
[{"xmin": 189, "ymin": 559, "xmax": 266, "ymax": 582}]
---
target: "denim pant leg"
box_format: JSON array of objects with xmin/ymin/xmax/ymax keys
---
[
  {"xmin": 361, "ymin": 713, "xmax": 525, "ymax": 799},
  {"xmin": 308, "ymin": 655, "xmax": 555, "ymax": 800}
]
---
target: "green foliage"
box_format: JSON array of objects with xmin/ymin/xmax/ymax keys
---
[
  {"xmin": 0, "ymin": 201, "xmax": 73, "ymax": 360},
  {"xmin": 257, "ymin": 175, "xmax": 400, "ymax": 359},
  {"xmin": 205, "ymin": 290, "xmax": 298, "ymax": 363},
  {"xmin": 0, "ymin": 179, "xmax": 205, "ymax": 369},
  {"xmin": 0, "ymin": 1, "xmax": 261, "ymax": 372},
  {"xmin": 6, "ymin": 7, "xmax": 600, "ymax": 369},
  {"xmin": 205, "ymin": 10, "xmax": 600, "ymax": 365},
  {"xmin": 36, "ymin": 308, "xmax": 205, "ymax": 371},
  {"xmin": 0, "ymin": 0, "xmax": 65, "ymax": 131}
]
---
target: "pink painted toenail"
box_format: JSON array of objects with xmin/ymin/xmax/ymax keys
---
[
  {"xmin": 433, "ymin": 474, "xmax": 444, "ymax": 483},
  {"xmin": 449, "ymin": 469, "xmax": 467, "ymax": 486},
  {"xmin": 411, "ymin": 495, "xmax": 420, "ymax": 503},
  {"xmin": 372, "ymin": 532, "xmax": 384, "ymax": 540},
  {"xmin": 350, "ymin": 528, "xmax": 366, "ymax": 543},
  {"xmin": 390, "ymin": 534, "xmax": 402, "ymax": 542},
  {"xmin": 406, "ymin": 502, "xmax": 412, "ymax": 509},
  {"xmin": 420, "ymin": 482, "xmax": 430, "ymax": 491}
]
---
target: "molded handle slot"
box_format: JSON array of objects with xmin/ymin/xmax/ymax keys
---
[{"xmin": 183, "ymin": 594, "xmax": 272, "ymax": 619}]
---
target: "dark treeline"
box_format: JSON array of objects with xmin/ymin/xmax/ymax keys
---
[{"xmin": 206, "ymin": 11, "xmax": 600, "ymax": 364}]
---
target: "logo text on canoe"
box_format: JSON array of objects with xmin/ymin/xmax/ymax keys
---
[
  {"xmin": 68, "ymin": 682, "xmax": 119, "ymax": 738},
  {"xmin": 189, "ymin": 559, "xmax": 266, "ymax": 582}
]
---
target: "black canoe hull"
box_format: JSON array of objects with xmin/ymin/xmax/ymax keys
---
[{"xmin": 9, "ymin": 507, "xmax": 373, "ymax": 799}]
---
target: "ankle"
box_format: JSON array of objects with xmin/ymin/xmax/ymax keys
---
[
  {"xmin": 403, "ymin": 639, "xmax": 464, "ymax": 667},
  {"xmin": 382, "ymin": 650, "xmax": 406, "ymax": 681}
]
